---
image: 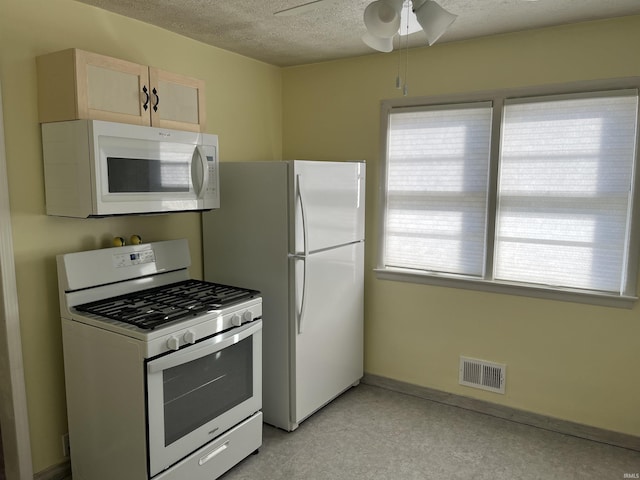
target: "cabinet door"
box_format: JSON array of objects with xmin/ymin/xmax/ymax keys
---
[
  {"xmin": 74, "ymin": 49, "xmax": 151, "ymax": 126},
  {"xmin": 148, "ymin": 68, "xmax": 206, "ymax": 132}
]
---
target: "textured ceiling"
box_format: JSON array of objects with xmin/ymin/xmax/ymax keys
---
[{"xmin": 73, "ymin": 0, "xmax": 640, "ymax": 67}]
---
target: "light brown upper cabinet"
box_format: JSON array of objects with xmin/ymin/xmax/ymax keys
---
[{"xmin": 36, "ymin": 49, "xmax": 206, "ymax": 132}]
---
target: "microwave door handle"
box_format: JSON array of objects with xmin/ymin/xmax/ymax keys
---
[
  {"xmin": 147, "ymin": 321, "xmax": 261, "ymax": 374},
  {"xmin": 191, "ymin": 145, "xmax": 208, "ymax": 197}
]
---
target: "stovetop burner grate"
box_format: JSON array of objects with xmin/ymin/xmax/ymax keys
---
[{"xmin": 75, "ymin": 280, "xmax": 259, "ymax": 330}]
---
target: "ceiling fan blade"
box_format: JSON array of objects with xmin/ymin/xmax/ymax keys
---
[{"xmin": 274, "ymin": 0, "xmax": 338, "ymax": 17}]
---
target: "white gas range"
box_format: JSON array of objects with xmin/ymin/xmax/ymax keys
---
[{"xmin": 57, "ymin": 239, "xmax": 262, "ymax": 480}]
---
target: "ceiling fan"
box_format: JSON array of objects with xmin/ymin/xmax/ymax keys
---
[
  {"xmin": 274, "ymin": 0, "xmax": 456, "ymax": 50},
  {"xmin": 275, "ymin": 0, "xmax": 457, "ymax": 95}
]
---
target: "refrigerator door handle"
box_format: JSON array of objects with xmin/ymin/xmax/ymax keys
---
[
  {"xmin": 288, "ymin": 253, "xmax": 308, "ymax": 334},
  {"xmin": 292, "ymin": 174, "xmax": 309, "ymax": 334},
  {"xmin": 297, "ymin": 174, "xmax": 309, "ymax": 256},
  {"xmin": 290, "ymin": 254, "xmax": 308, "ymax": 334}
]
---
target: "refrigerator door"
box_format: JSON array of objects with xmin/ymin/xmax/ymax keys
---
[
  {"xmin": 291, "ymin": 161, "xmax": 365, "ymax": 254},
  {"xmin": 291, "ymin": 241, "xmax": 364, "ymax": 427}
]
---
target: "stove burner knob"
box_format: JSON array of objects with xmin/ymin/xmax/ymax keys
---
[
  {"xmin": 166, "ymin": 336, "xmax": 180, "ymax": 351},
  {"xmin": 183, "ymin": 331, "xmax": 196, "ymax": 344},
  {"xmin": 231, "ymin": 314, "xmax": 242, "ymax": 327},
  {"xmin": 242, "ymin": 311, "xmax": 253, "ymax": 323}
]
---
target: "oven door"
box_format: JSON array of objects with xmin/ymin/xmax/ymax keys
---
[{"xmin": 146, "ymin": 320, "xmax": 262, "ymax": 477}]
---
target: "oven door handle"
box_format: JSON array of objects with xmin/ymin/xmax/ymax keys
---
[{"xmin": 147, "ymin": 320, "xmax": 262, "ymax": 374}]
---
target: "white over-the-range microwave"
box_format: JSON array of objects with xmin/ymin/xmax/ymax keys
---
[{"xmin": 41, "ymin": 119, "xmax": 219, "ymax": 217}]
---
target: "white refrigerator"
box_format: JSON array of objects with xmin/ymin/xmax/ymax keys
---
[{"xmin": 202, "ymin": 160, "xmax": 365, "ymax": 431}]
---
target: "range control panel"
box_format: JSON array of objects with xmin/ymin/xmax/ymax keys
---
[{"xmin": 113, "ymin": 248, "xmax": 156, "ymax": 268}]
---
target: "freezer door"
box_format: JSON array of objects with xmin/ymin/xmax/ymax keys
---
[
  {"xmin": 292, "ymin": 242, "xmax": 364, "ymax": 426},
  {"xmin": 292, "ymin": 161, "xmax": 365, "ymax": 254}
]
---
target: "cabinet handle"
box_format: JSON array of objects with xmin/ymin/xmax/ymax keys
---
[
  {"xmin": 142, "ymin": 86, "xmax": 150, "ymax": 111},
  {"xmin": 152, "ymin": 87, "xmax": 160, "ymax": 112}
]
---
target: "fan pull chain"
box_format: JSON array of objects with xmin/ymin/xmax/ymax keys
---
[
  {"xmin": 402, "ymin": 0, "xmax": 410, "ymax": 95},
  {"xmin": 395, "ymin": 34, "xmax": 402, "ymax": 89}
]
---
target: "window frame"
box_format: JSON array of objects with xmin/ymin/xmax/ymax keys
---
[{"xmin": 375, "ymin": 78, "xmax": 640, "ymax": 308}]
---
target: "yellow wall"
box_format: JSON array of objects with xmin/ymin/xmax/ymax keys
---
[
  {"xmin": 282, "ymin": 16, "xmax": 640, "ymax": 437},
  {"xmin": 0, "ymin": 0, "xmax": 281, "ymax": 472},
  {"xmin": 2, "ymin": 0, "xmax": 640, "ymax": 474}
]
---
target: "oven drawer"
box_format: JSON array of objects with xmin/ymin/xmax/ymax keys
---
[{"xmin": 155, "ymin": 412, "xmax": 262, "ymax": 480}]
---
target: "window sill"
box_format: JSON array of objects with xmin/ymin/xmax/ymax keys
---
[{"xmin": 374, "ymin": 268, "xmax": 638, "ymax": 309}]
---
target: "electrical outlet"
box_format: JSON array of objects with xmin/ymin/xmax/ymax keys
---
[{"xmin": 62, "ymin": 433, "xmax": 70, "ymax": 457}]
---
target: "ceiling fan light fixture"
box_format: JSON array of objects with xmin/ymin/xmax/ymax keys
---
[
  {"xmin": 363, "ymin": 0, "xmax": 402, "ymax": 38},
  {"xmin": 362, "ymin": 32, "xmax": 394, "ymax": 53},
  {"xmin": 412, "ymin": 0, "xmax": 457, "ymax": 46}
]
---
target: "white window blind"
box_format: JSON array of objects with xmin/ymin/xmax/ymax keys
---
[
  {"xmin": 379, "ymin": 82, "xmax": 640, "ymax": 304},
  {"xmin": 384, "ymin": 103, "xmax": 493, "ymax": 276},
  {"xmin": 495, "ymin": 91, "xmax": 639, "ymax": 293}
]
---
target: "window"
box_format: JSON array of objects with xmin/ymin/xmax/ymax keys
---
[
  {"xmin": 385, "ymin": 103, "xmax": 492, "ymax": 277},
  {"xmin": 377, "ymin": 80, "xmax": 640, "ymax": 307}
]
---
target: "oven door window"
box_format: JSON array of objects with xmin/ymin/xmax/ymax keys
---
[{"xmin": 162, "ymin": 336, "xmax": 253, "ymax": 446}]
